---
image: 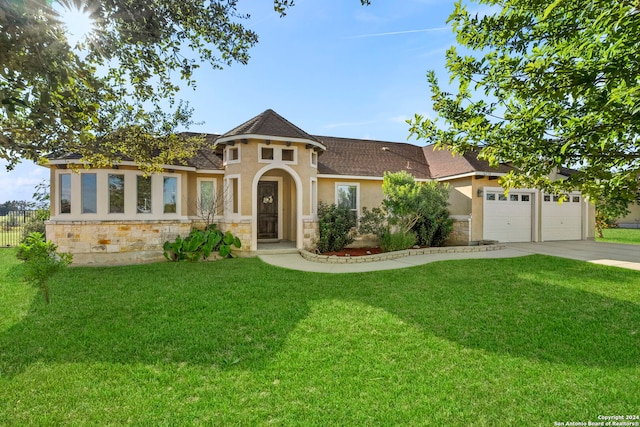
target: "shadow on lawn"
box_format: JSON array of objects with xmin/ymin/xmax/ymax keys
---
[{"xmin": 0, "ymin": 256, "xmax": 638, "ymax": 377}]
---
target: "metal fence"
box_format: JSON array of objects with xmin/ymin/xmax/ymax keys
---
[{"xmin": 0, "ymin": 210, "xmax": 40, "ymax": 247}]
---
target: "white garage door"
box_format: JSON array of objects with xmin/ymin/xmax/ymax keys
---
[
  {"xmin": 542, "ymin": 194, "xmax": 582, "ymax": 241},
  {"xmin": 483, "ymin": 191, "xmax": 533, "ymax": 242}
]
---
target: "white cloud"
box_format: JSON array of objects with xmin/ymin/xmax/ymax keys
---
[
  {"xmin": 348, "ymin": 26, "xmax": 449, "ymax": 39},
  {"xmin": 0, "ymin": 161, "xmax": 48, "ymax": 203}
]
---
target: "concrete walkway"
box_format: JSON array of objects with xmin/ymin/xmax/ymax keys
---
[{"xmin": 258, "ymin": 241, "xmax": 640, "ymax": 273}]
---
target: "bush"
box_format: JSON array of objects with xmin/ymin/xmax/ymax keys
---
[
  {"xmin": 163, "ymin": 225, "xmax": 241, "ymax": 262},
  {"xmin": 316, "ymin": 202, "xmax": 357, "ymax": 253},
  {"xmin": 379, "ymin": 230, "xmax": 417, "ymax": 252},
  {"xmin": 412, "ymin": 210, "xmax": 454, "ymax": 247},
  {"xmin": 17, "ymin": 232, "xmax": 72, "ymax": 304},
  {"xmin": 358, "ymin": 206, "xmax": 388, "ymax": 238},
  {"xmin": 21, "ymin": 209, "xmax": 50, "ymax": 242}
]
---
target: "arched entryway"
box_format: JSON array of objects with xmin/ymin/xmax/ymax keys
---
[{"xmin": 251, "ymin": 165, "xmax": 303, "ymax": 251}]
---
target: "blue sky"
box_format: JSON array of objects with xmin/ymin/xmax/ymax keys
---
[{"xmin": 1, "ymin": 0, "xmax": 471, "ymax": 203}]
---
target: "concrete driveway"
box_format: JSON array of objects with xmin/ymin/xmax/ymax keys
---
[{"xmin": 506, "ymin": 241, "xmax": 640, "ymax": 271}]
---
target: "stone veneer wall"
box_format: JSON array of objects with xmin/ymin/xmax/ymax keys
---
[
  {"xmin": 302, "ymin": 219, "xmax": 319, "ymax": 250},
  {"xmin": 445, "ymin": 217, "xmax": 471, "ymax": 246},
  {"xmin": 217, "ymin": 219, "xmax": 252, "ymax": 255},
  {"xmin": 46, "ymin": 220, "xmax": 193, "ymax": 265}
]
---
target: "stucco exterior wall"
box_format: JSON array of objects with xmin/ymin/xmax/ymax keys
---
[
  {"xmin": 617, "ymin": 202, "xmax": 640, "ymax": 228},
  {"xmin": 317, "ymin": 177, "xmax": 384, "ymax": 212}
]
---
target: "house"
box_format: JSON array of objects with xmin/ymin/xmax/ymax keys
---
[
  {"xmin": 44, "ymin": 109, "xmax": 596, "ymax": 265},
  {"xmin": 617, "ymin": 203, "xmax": 640, "ymax": 228}
]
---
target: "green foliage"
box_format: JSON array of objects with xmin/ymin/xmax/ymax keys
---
[
  {"xmin": 412, "ymin": 210, "xmax": 454, "ymax": 247},
  {"xmin": 21, "ymin": 209, "xmax": 50, "ymax": 242},
  {"xmin": 1, "ymin": 1, "xmax": 371, "ymax": 170},
  {"xmin": 358, "ymin": 206, "xmax": 388, "ymax": 238},
  {"xmin": 409, "ymin": 0, "xmax": 640, "ymax": 205},
  {"xmin": 378, "ymin": 172, "xmax": 452, "ymax": 249},
  {"xmin": 16, "ymin": 232, "xmax": 72, "ymax": 304},
  {"xmin": 163, "ymin": 225, "xmax": 241, "ymax": 262},
  {"xmin": 379, "ymin": 229, "xmax": 417, "ymax": 252},
  {"xmin": 316, "ymin": 202, "xmax": 357, "ymax": 253},
  {"xmin": 595, "ymin": 198, "xmax": 630, "ymax": 238}
]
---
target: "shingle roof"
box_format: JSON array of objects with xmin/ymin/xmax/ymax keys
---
[
  {"xmin": 218, "ymin": 109, "xmax": 322, "ymax": 144},
  {"xmin": 49, "ymin": 113, "xmax": 517, "ymax": 180},
  {"xmin": 422, "ymin": 144, "xmax": 513, "ymax": 179},
  {"xmin": 315, "ymin": 136, "xmax": 431, "ymax": 179},
  {"xmin": 179, "ymin": 133, "xmax": 223, "ymax": 170}
]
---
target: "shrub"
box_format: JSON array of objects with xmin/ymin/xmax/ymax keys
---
[
  {"xmin": 358, "ymin": 206, "xmax": 388, "ymax": 238},
  {"xmin": 412, "ymin": 210, "xmax": 454, "ymax": 247},
  {"xmin": 21, "ymin": 209, "xmax": 50, "ymax": 242},
  {"xmin": 17, "ymin": 232, "xmax": 72, "ymax": 304},
  {"xmin": 316, "ymin": 202, "xmax": 357, "ymax": 253},
  {"xmin": 163, "ymin": 225, "xmax": 241, "ymax": 262},
  {"xmin": 379, "ymin": 230, "xmax": 417, "ymax": 252}
]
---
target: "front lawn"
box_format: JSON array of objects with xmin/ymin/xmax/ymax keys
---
[
  {"xmin": 597, "ymin": 227, "xmax": 640, "ymax": 245},
  {"xmin": 1, "ymin": 249, "xmax": 639, "ymax": 425}
]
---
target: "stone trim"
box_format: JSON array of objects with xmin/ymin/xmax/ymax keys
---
[{"xmin": 299, "ymin": 244, "xmax": 506, "ymax": 264}]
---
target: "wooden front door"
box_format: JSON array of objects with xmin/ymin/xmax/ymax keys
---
[{"xmin": 258, "ymin": 181, "xmax": 278, "ymax": 240}]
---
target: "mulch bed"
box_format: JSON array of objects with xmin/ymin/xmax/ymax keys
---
[{"xmin": 322, "ymin": 247, "xmax": 384, "ymax": 257}]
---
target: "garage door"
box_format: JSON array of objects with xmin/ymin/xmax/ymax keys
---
[
  {"xmin": 483, "ymin": 191, "xmax": 533, "ymax": 242},
  {"xmin": 542, "ymin": 194, "xmax": 582, "ymax": 241}
]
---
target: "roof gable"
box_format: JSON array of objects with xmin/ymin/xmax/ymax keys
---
[{"xmin": 217, "ymin": 109, "xmax": 321, "ymax": 144}]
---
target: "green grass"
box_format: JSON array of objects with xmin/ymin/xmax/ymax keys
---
[
  {"xmin": 597, "ymin": 227, "xmax": 640, "ymax": 244},
  {"xmin": 1, "ymin": 249, "xmax": 639, "ymax": 425}
]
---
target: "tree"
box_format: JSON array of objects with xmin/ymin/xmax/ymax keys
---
[
  {"xmin": 1, "ymin": 0, "xmax": 370, "ymax": 172},
  {"xmin": 408, "ymin": 0, "xmax": 640, "ymax": 206}
]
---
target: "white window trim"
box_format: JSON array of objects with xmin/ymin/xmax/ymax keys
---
[
  {"xmin": 258, "ymin": 143, "xmax": 298, "ymax": 165},
  {"xmin": 51, "ymin": 169, "xmax": 183, "ymax": 220},
  {"xmin": 280, "ymin": 147, "xmax": 297, "ymax": 164},
  {"xmin": 224, "ymin": 146, "xmax": 241, "ymax": 166},
  {"xmin": 310, "ymin": 151, "xmax": 318, "ymax": 168},
  {"xmin": 335, "ymin": 182, "xmax": 360, "ymax": 217},
  {"xmin": 196, "ymin": 177, "xmax": 218, "ymax": 218},
  {"xmin": 258, "ymin": 144, "xmax": 275, "ymax": 163},
  {"xmin": 224, "ymin": 174, "xmax": 241, "ymax": 217}
]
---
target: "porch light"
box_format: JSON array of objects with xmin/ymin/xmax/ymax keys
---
[{"xmin": 477, "ymin": 189, "xmax": 483, "ymax": 197}]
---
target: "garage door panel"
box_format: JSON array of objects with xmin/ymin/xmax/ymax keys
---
[
  {"xmin": 483, "ymin": 192, "xmax": 533, "ymax": 243},
  {"xmin": 542, "ymin": 194, "xmax": 582, "ymax": 241}
]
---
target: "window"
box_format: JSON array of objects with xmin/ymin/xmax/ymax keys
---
[
  {"xmin": 311, "ymin": 151, "xmax": 318, "ymax": 167},
  {"xmin": 163, "ymin": 176, "xmax": 177, "ymax": 213},
  {"xmin": 553, "ymin": 195, "xmax": 560, "ymax": 202},
  {"xmin": 108, "ymin": 174, "xmax": 125, "ymax": 213},
  {"xmin": 198, "ymin": 179, "xmax": 217, "ymax": 217},
  {"xmin": 261, "ymin": 147, "xmax": 274, "ymax": 160},
  {"xmin": 544, "ymin": 195, "xmax": 551, "ymax": 202},
  {"xmin": 572, "ymin": 196, "xmax": 580, "ymax": 203},
  {"xmin": 498, "ymin": 194, "xmax": 507, "ymax": 201},
  {"xmin": 225, "ymin": 177, "xmax": 239, "ymax": 215},
  {"xmin": 137, "ymin": 176, "xmax": 152, "ymax": 213},
  {"xmin": 510, "ymin": 194, "xmax": 519, "ymax": 201},
  {"xmin": 81, "ymin": 173, "xmax": 97, "ymax": 214},
  {"xmin": 486, "ymin": 193, "xmax": 496, "ymax": 201},
  {"xmin": 337, "ymin": 184, "xmax": 358, "ymax": 219},
  {"xmin": 60, "ymin": 174, "xmax": 71, "ymax": 214},
  {"xmin": 282, "ymin": 148, "xmax": 294, "ymax": 162},
  {"xmin": 225, "ymin": 146, "xmax": 240, "ymax": 164},
  {"xmin": 521, "ymin": 195, "xmax": 530, "ymax": 202}
]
